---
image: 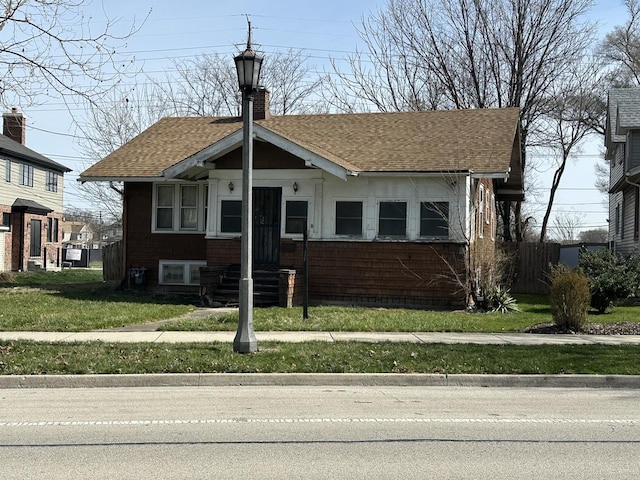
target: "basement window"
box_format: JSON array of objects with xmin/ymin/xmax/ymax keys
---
[{"xmin": 158, "ymin": 260, "xmax": 206, "ymax": 285}]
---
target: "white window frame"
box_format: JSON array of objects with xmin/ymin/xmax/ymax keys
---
[
  {"xmin": 284, "ymin": 199, "xmax": 309, "ymax": 236},
  {"xmin": 377, "ymin": 200, "xmax": 408, "ymax": 238},
  {"xmin": 152, "ymin": 182, "xmax": 207, "ymax": 233},
  {"xmin": 158, "ymin": 260, "xmax": 206, "ymax": 286},
  {"xmin": 334, "ymin": 199, "xmax": 364, "ymax": 237},
  {"xmin": 478, "ymin": 184, "xmax": 485, "ymax": 239},
  {"xmin": 219, "ymin": 199, "xmax": 242, "ymax": 235},
  {"xmin": 419, "ymin": 201, "xmax": 450, "ymax": 239}
]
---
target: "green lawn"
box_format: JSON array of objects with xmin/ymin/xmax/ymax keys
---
[
  {"xmin": 3, "ymin": 270, "xmax": 640, "ymax": 376},
  {"xmin": 160, "ymin": 295, "xmax": 640, "ymax": 333},
  {"xmin": 0, "ymin": 270, "xmax": 195, "ymax": 331},
  {"xmin": 2, "ymin": 270, "xmax": 640, "ymax": 332},
  {"xmin": 1, "ymin": 341, "xmax": 640, "ymax": 375}
]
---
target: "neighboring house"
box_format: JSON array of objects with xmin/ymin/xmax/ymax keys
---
[
  {"xmin": 80, "ymin": 89, "xmax": 523, "ymax": 308},
  {"xmin": 606, "ymin": 88, "xmax": 640, "ymax": 255},
  {"xmin": 0, "ymin": 108, "xmax": 71, "ymax": 272},
  {"xmin": 61, "ymin": 221, "xmax": 95, "ymax": 249}
]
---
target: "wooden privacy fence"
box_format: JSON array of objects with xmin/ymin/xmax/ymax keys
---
[
  {"xmin": 501, "ymin": 242, "xmax": 561, "ymax": 296},
  {"xmin": 102, "ymin": 240, "xmax": 123, "ymax": 282}
]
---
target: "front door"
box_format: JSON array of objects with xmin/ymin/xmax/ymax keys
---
[{"xmin": 253, "ymin": 187, "xmax": 281, "ymax": 268}]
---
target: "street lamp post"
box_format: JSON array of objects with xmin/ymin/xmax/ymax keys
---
[{"xmin": 233, "ymin": 25, "xmax": 263, "ymax": 353}]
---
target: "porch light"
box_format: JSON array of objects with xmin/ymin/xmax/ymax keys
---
[
  {"xmin": 293, "ymin": 182, "xmax": 299, "ymax": 193},
  {"xmin": 232, "ymin": 22, "xmax": 263, "ymax": 354},
  {"xmin": 228, "ymin": 181, "xmax": 234, "ymax": 193}
]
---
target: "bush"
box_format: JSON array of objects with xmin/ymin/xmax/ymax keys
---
[
  {"xmin": 486, "ymin": 285, "xmax": 520, "ymax": 313},
  {"xmin": 549, "ymin": 268, "xmax": 590, "ymax": 331},
  {"xmin": 578, "ymin": 249, "xmax": 640, "ymax": 313}
]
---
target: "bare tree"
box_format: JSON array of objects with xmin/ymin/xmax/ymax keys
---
[
  {"xmin": 77, "ymin": 47, "xmax": 324, "ymax": 218},
  {"xmin": 550, "ymin": 210, "xmax": 585, "ymax": 243},
  {"xmin": 535, "ymin": 62, "xmax": 604, "ymax": 242},
  {"xmin": 151, "ymin": 49, "xmax": 325, "ymax": 118},
  {"xmin": 324, "ymin": 0, "xmax": 596, "ymax": 241},
  {"xmin": 0, "ymin": 0, "xmax": 145, "ymax": 107},
  {"xmin": 599, "ymin": 0, "xmax": 640, "ymax": 87},
  {"xmin": 75, "ymin": 86, "xmax": 164, "ymax": 222}
]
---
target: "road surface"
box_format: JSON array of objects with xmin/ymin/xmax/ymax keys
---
[{"xmin": 1, "ymin": 385, "xmax": 639, "ymax": 479}]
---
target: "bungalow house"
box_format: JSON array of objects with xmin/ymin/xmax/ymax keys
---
[
  {"xmin": 606, "ymin": 88, "xmax": 640, "ymax": 255},
  {"xmin": 80, "ymin": 90, "xmax": 523, "ymax": 308},
  {"xmin": 0, "ymin": 108, "xmax": 71, "ymax": 272}
]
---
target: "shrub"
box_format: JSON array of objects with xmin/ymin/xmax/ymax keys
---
[
  {"xmin": 578, "ymin": 249, "xmax": 640, "ymax": 313},
  {"xmin": 486, "ymin": 285, "xmax": 520, "ymax": 313},
  {"xmin": 549, "ymin": 268, "xmax": 590, "ymax": 331}
]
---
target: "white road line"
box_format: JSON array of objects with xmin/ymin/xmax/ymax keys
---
[{"xmin": 1, "ymin": 418, "xmax": 637, "ymax": 427}]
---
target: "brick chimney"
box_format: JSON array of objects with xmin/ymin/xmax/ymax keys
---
[
  {"xmin": 253, "ymin": 88, "xmax": 270, "ymax": 120},
  {"xmin": 3, "ymin": 107, "xmax": 26, "ymax": 144}
]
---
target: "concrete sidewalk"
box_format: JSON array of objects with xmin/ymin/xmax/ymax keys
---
[
  {"xmin": 2, "ymin": 330, "xmax": 640, "ymax": 389},
  {"xmin": 1, "ymin": 330, "xmax": 640, "ymax": 345}
]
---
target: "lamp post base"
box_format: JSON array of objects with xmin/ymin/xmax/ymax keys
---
[{"xmin": 234, "ymin": 278, "xmax": 257, "ymax": 353}]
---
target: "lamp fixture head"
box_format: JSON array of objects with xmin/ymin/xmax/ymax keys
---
[
  {"xmin": 228, "ymin": 181, "xmax": 234, "ymax": 192},
  {"xmin": 292, "ymin": 182, "xmax": 299, "ymax": 193},
  {"xmin": 234, "ymin": 20, "xmax": 263, "ymax": 93}
]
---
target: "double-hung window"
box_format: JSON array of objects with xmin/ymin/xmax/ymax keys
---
[
  {"xmin": 378, "ymin": 201, "xmax": 407, "ymax": 237},
  {"xmin": 180, "ymin": 185, "xmax": 198, "ymax": 229},
  {"xmin": 156, "ymin": 185, "xmax": 175, "ymax": 230},
  {"xmin": 420, "ymin": 202, "xmax": 449, "ymax": 238},
  {"xmin": 19, "ymin": 163, "xmax": 33, "ymax": 187},
  {"xmin": 335, "ymin": 201, "xmax": 362, "ymax": 236},
  {"xmin": 46, "ymin": 171, "xmax": 58, "ymax": 192}
]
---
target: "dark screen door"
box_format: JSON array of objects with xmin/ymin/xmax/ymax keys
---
[{"xmin": 253, "ymin": 187, "xmax": 281, "ymax": 267}]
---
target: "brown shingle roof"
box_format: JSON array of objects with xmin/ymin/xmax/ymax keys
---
[{"xmin": 80, "ymin": 108, "xmax": 520, "ymax": 179}]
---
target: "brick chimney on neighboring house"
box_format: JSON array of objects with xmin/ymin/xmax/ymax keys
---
[
  {"xmin": 253, "ymin": 88, "xmax": 270, "ymax": 120},
  {"xmin": 3, "ymin": 107, "xmax": 26, "ymax": 144}
]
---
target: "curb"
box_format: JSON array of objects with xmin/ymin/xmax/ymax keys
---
[{"xmin": 1, "ymin": 373, "xmax": 639, "ymax": 389}]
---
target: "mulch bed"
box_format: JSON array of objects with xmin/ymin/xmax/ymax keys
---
[{"xmin": 525, "ymin": 322, "xmax": 640, "ymax": 335}]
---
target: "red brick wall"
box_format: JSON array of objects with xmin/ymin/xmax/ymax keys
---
[
  {"xmin": 123, "ymin": 182, "xmax": 207, "ymax": 286},
  {"xmin": 206, "ymin": 237, "xmax": 467, "ymax": 308}
]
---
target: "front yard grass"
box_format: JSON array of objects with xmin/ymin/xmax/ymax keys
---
[
  {"xmin": 2, "ymin": 341, "xmax": 640, "ymax": 375},
  {"xmin": 0, "ymin": 270, "xmax": 195, "ymax": 331},
  {"xmin": 160, "ymin": 294, "xmax": 640, "ymax": 333},
  {"xmin": 3, "ymin": 270, "xmax": 640, "ymax": 376}
]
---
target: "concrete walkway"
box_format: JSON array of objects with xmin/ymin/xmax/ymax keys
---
[{"xmin": 1, "ymin": 330, "xmax": 640, "ymax": 345}]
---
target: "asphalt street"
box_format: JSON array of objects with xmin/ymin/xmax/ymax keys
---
[{"xmin": 1, "ymin": 386, "xmax": 639, "ymax": 479}]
